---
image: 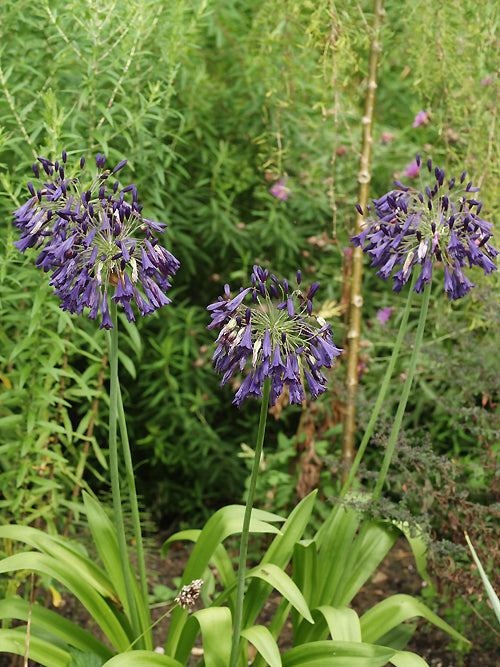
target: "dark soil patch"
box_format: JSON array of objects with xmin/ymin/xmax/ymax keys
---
[{"xmin": 1, "ymin": 536, "xmax": 498, "ymax": 666}]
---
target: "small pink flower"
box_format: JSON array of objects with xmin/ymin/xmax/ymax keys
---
[
  {"xmin": 379, "ymin": 132, "xmax": 395, "ymax": 145},
  {"xmin": 412, "ymin": 110, "xmax": 429, "ymax": 128},
  {"xmin": 377, "ymin": 306, "xmax": 392, "ymax": 324},
  {"xmin": 481, "ymin": 75, "xmax": 493, "ymax": 86},
  {"xmin": 269, "ymin": 179, "xmax": 291, "ymax": 201},
  {"xmin": 403, "ymin": 160, "xmax": 420, "ymax": 178}
]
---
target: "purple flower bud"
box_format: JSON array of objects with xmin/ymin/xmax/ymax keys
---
[
  {"xmin": 80, "ymin": 156, "xmax": 85, "ymax": 169},
  {"xmin": 111, "ymin": 159, "xmax": 127, "ymax": 175}
]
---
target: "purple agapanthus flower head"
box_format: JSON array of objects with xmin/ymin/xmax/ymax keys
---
[
  {"xmin": 351, "ymin": 155, "xmax": 498, "ymax": 300},
  {"xmin": 13, "ymin": 150, "xmax": 179, "ymax": 328},
  {"xmin": 207, "ymin": 266, "xmax": 342, "ymax": 407}
]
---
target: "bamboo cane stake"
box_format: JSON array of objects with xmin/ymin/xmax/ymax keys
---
[{"xmin": 341, "ymin": 0, "xmax": 385, "ymax": 481}]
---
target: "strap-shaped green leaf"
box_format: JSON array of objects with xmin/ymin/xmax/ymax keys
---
[
  {"xmin": 82, "ymin": 492, "xmax": 152, "ymax": 648},
  {"xmin": 0, "ymin": 524, "xmax": 115, "ymax": 600},
  {"xmin": 360, "ymin": 593, "xmax": 468, "ymax": 645},
  {"xmin": 163, "ymin": 504, "xmax": 283, "ymax": 658},
  {"xmin": 180, "ymin": 607, "xmax": 232, "ymax": 667},
  {"xmin": 0, "ymin": 628, "xmax": 71, "ymax": 667},
  {"xmin": 241, "ymin": 625, "xmax": 282, "ymax": 667},
  {"xmin": 281, "ymin": 639, "xmax": 395, "ymax": 666},
  {"xmin": 102, "ymin": 651, "xmax": 184, "ymax": 666},
  {"xmin": 247, "ymin": 563, "xmax": 314, "ymax": 624},
  {"xmin": 243, "ymin": 491, "xmax": 317, "ymax": 629},
  {"xmin": 388, "ymin": 651, "xmax": 430, "ymax": 666},
  {"xmin": 0, "ymin": 552, "xmax": 131, "ymax": 652},
  {"xmin": 0, "ymin": 598, "xmax": 113, "ymax": 661}
]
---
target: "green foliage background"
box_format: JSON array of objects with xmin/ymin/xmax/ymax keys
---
[{"xmin": 0, "ymin": 0, "xmax": 499, "ymax": 531}]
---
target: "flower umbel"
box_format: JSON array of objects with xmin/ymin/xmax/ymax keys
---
[
  {"xmin": 13, "ymin": 151, "xmax": 180, "ymax": 328},
  {"xmin": 351, "ymin": 155, "xmax": 498, "ymax": 300},
  {"xmin": 175, "ymin": 579, "xmax": 203, "ymax": 610},
  {"xmin": 207, "ymin": 266, "xmax": 342, "ymax": 407}
]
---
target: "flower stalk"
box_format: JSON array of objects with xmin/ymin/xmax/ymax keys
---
[
  {"xmin": 372, "ymin": 281, "xmax": 431, "ymax": 506},
  {"xmin": 229, "ymin": 378, "xmax": 271, "ymax": 667}
]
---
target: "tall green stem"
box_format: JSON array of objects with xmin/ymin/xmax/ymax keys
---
[
  {"xmin": 229, "ymin": 379, "xmax": 271, "ymax": 667},
  {"xmin": 107, "ymin": 304, "xmax": 141, "ymax": 640},
  {"xmin": 340, "ymin": 273, "xmax": 417, "ymax": 497},
  {"xmin": 372, "ymin": 282, "xmax": 431, "ymax": 507},
  {"xmin": 117, "ymin": 383, "xmax": 152, "ymax": 648}
]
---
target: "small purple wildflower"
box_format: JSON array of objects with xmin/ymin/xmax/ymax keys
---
[
  {"xmin": 412, "ymin": 110, "xmax": 429, "ymax": 127},
  {"xmin": 351, "ymin": 156, "xmax": 498, "ymax": 300},
  {"xmin": 481, "ymin": 75, "xmax": 493, "ymax": 86},
  {"xmin": 402, "ymin": 160, "xmax": 420, "ymax": 178},
  {"xmin": 13, "ymin": 151, "xmax": 179, "ymax": 328},
  {"xmin": 376, "ymin": 306, "xmax": 392, "ymax": 324},
  {"xmin": 207, "ymin": 266, "xmax": 342, "ymax": 407},
  {"xmin": 269, "ymin": 179, "xmax": 291, "ymax": 201}
]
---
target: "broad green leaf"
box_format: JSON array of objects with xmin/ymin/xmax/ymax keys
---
[
  {"xmin": 102, "ymin": 651, "xmax": 184, "ymax": 666},
  {"xmin": 248, "ymin": 563, "xmax": 314, "ymax": 624},
  {"xmin": 360, "ymin": 594, "xmax": 468, "ymax": 645},
  {"xmin": 281, "ymin": 640, "xmax": 395, "ymax": 666},
  {"xmin": 333, "ymin": 520, "xmax": 399, "ymax": 607},
  {"xmin": 243, "ymin": 491, "xmax": 317, "ymax": 629},
  {"xmin": 163, "ymin": 504, "xmax": 283, "ymax": 658},
  {"xmin": 393, "ymin": 520, "xmax": 431, "ymax": 585},
  {"xmin": 0, "ymin": 552, "xmax": 131, "ymax": 651},
  {"xmin": 315, "ymin": 606, "xmax": 362, "ymax": 642},
  {"xmin": 82, "ymin": 492, "xmax": 152, "ymax": 648},
  {"xmin": 191, "ymin": 607, "xmax": 232, "ymax": 667},
  {"xmin": 314, "ymin": 505, "xmax": 360, "ymax": 608},
  {"xmin": 0, "ymin": 525, "xmax": 116, "ymax": 600},
  {"xmin": 241, "ymin": 625, "xmax": 281, "ymax": 667},
  {"xmin": 0, "ymin": 627, "xmax": 71, "ymax": 667},
  {"xmin": 0, "ymin": 598, "xmax": 113, "ymax": 661},
  {"xmin": 291, "ymin": 539, "xmax": 318, "ymax": 638},
  {"xmin": 389, "ymin": 651, "xmax": 430, "ymax": 666}
]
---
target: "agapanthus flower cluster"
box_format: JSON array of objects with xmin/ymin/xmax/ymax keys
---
[
  {"xmin": 207, "ymin": 265, "xmax": 342, "ymax": 407},
  {"xmin": 13, "ymin": 151, "xmax": 179, "ymax": 328},
  {"xmin": 351, "ymin": 155, "xmax": 498, "ymax": 300}
]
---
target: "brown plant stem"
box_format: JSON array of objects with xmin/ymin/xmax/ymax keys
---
[{"xmin": 341, "ymin": 0, "xmax": 385, "ymax": 483}]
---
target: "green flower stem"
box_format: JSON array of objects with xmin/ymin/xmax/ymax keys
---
[
  {"xmin": 107, "ymin": 303, "xmax": 141, "ymax": 642},
  {"xmin": 229, "ymin": 378, "xmax": 271, "ymax": 667},
  {"xmin": 117, "ymin": 382, "xmax": 152, "ymax": 648},
  {"xmin": 372, "ymin": 281, "xmax": 431, "ymax": 507},
  {"xmin": 340, "ymin": 272, "xmax": 417, "ymax": 498}
]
